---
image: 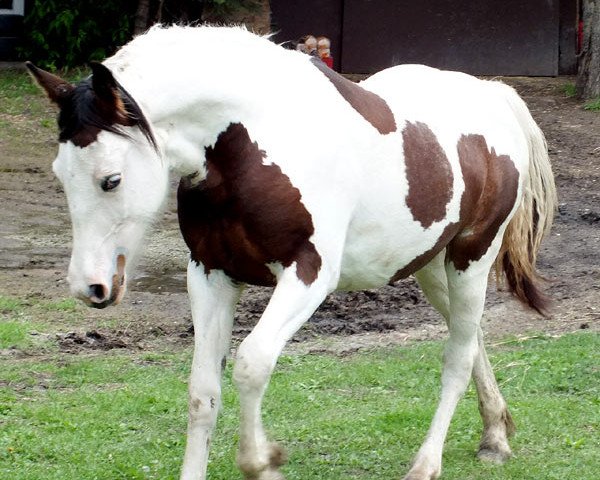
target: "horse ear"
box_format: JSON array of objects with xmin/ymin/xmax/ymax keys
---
[
  {"xmin": 89, "ymin": 62, "xmax": 118, "ymax": 102},
  {"xmin": 89, "ymin": 61, "xmax": 129, "ymax": 123},
  {"xmin": 25, "ymin": 62, "xmax": 74, "ymax": 105}
]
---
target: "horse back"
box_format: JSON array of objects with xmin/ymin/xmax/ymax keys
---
[{"xmin": 178, "ymin": 63, "xmax": 528, "ymax": 291}]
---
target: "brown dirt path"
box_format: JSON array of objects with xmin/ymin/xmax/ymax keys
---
[{"xmin": 1, "ymin": 75, "xmax": 598, "ymax": 355}]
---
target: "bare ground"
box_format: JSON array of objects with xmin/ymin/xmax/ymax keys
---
[{"xmin": 1, "ymin": 75, "xmax": 599, "ymax": 356}]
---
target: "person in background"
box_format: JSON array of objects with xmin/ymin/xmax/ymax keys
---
[
  {"xmin": 317, "ymin": 36, "xmax": 333, "ymax": 68},
  {"xmin": 299, "ymin": 34, "xmax": 318, "ymax": 56},
  {"xmin": 296, "ymin": 35, "xmax": 333, "ymax": 69}
]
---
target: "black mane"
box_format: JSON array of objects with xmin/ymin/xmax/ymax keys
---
[{"xmin": 58, "ymin": 77, "xmax": 157, "ymax": 150}]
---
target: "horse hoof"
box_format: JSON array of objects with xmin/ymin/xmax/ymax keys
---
[
  {"xmin": 477, "ymin": 446, "xmax": 512, "ymax": 464},
  {"xmin": 403, "ymin": 474, "xmax": 438, "ymax": 480},
  {"xmin": 403, "ymin": 467, "xmax": 440, "ymax": 480},
  {"xmin": 243, "ymin": 466, "xmax": 285, "ymax": 480},
  {"xmin": 258, "ymin": 469, "xmax": 285, "ymax": 480}
]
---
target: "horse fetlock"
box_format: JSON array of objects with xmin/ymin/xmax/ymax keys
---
[
  {"xmin": 478, "ymin": 430, "xmax": 512, "ymax": 464},
  {"xmin": 404, "ymin": 454, "xmax": 441, "ymax": 480},
  {"xmin": 477, "ymin": 405, "xmax": 515, "ymax": 464},
  {"xmin": 267, "ymin": 442, "xmax": 288, "ymax": 467},
  {"xmin": 238, "ymin": 442, "xmax": 288, "ymax": 479}
]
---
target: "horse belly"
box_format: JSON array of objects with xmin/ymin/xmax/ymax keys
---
[{"xmin": 336, "ymin": 205, "xmax": 453, "ymax": 291}]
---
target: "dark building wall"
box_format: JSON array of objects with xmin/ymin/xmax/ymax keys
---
[
  {"xmin": 342, "ymin": 0, "xmax": 559, "ymax": 75},
  {"xmin": 271, "ymin": 0, "xmax": 578, "ymax": 75},
  {"xmin": 270, "ymin": 0, "xmax": 344, "ymax": 71}
]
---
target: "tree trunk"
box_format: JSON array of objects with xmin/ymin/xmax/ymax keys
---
[
  {"xmin": 155, "ymin": 0, "xmax": 166, "ymax": 23},
  {"xmin": 202, "ymin": 0, "xmax": 271, "ymax": 35},
  {"xmin": 134, "ymin": 0, "xmax": 152, "ymax": 36},
  {"xmin": 577, "ymin": 0, "xmax": 600, "ymax": 98}
]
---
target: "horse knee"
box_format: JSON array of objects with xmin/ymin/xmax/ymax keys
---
[
  {"xmin": 233, "ymin": 335, "xmax": 276, "ymax": 393},
  {"xmin": 188, "ymin": 387, "xmax": 220, "ymax": 426}
]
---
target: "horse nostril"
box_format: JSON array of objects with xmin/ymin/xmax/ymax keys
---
[{"xmin": 89, "ymin": 284, "xmax": 108, "ymax": 303}]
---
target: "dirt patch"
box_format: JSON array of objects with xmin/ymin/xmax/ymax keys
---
[
  {"xmin": 1, "ymin": 75, "xmax": 599, "ymax": 355},
  {"xmin": 56, "ymin": 330, "xmax": 129, "ymax": 352}
]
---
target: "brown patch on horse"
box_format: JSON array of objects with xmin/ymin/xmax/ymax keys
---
[
  {"xmin": 388, "ymin": 122, "xmax": 455, "ymax": 281},
  {"xmin": 177, "ymin": 122, "xmax": 322, "ymax": 286},
  {"xmin": 389, "ymin": 221, "xmax": 461, "ymax": 282},
  {"xmin": 310, "ymin": 57, "xmax": 396, "ymax": 134},
  {"xmin": 403, "ymin": 122, "xmax": 454, "ymax": 229},
  {"xmin": 391, "ymin": 131, "xmax": 519, "ymax": 281},
  {"xmin": 448, "ymin": 134, "xmax": 519, "ymax": 270}
]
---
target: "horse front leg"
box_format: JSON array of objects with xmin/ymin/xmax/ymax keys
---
[
  {"xmin": 406, "ymin": 262, "xmax": 491, "ymax": 480},
  {"xmin": 180, "ymin": 263, "xmax": 242, "ymax": 480},
  {"xmin": 232, "ymin": 267, "xmax": 333, "ymax": 480}
]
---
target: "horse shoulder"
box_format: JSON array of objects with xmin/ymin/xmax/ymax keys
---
[{"xmin": 177, "ymin": 122, "xmax": 322, "ymax": 287}]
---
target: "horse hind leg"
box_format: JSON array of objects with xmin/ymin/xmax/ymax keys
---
[
  {"xmin": 414, "ymin": 252, "xmax": 515, "ymax": 466},
  {"xmin": 473, "ymin": 326, "xmax": 515, "ymax": 464},
  {"xmin": 407, "ymin": 248, "xmax": 513, "ymax": 479}
]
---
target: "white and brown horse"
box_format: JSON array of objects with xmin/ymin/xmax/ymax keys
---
[{"xmin": 28, "ymin": 25, "xmax": 556, "ymax": 480}]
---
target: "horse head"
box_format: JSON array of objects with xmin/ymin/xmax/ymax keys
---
[{"xmin": 28, "ymin": 63, "xmax": 168, "ymax": 308}]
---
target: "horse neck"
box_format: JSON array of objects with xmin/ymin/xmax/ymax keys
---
[{"xmin": 110, "ymin": 36, "xmax": 299, "ymax": 177}]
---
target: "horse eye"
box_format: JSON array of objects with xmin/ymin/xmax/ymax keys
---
[{"xmin": 101, "ymin": 174, "xmax": 121, "ymax": 192}]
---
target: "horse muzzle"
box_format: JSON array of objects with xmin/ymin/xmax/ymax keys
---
[{"xmin": 76, "ymin": 254, "xmax": 127, "ymax": 309}]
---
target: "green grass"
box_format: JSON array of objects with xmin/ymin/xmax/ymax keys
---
[
  {"xmin": 0, "ymin": 321, "xmax": 29, "ymax": 349},
  {"xmin": 0, "ymin": 296, "xmax": 85, "ymax": 350},
  {"xmin": 0, "ymin": 297, "xmax": 24, "ymax": 313},
  {"xmin": 584, "ymin": 97, "xmax": 600, "ymax": 111},
  {"xmin": 0, "ymin": 333, "xmax": 598, "ymax": 479},
  {"xmin": 555, "ymin": 82, "xmax": 600, "ymax": 110},
  {"xmin": 0, "ymin": 69, "xmax": 57, "ymax": 160},
  {"xmin": 0, "ymin": 297, "xmax": 28, "ymax": 349},
  {"xmin": 41, "ymin": 298, "xmax": 79, "ymax": 313},
  {"xmin": 0, "ymin": 69, "xmax": 47, "ymax": 117},
  {"xmin": 562, "ymin": 83, "xmax": 577, "ymax": 98}
]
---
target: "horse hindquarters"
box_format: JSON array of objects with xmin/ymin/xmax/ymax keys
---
[{"xmin": 407, "ymin": 83, "xmax": 555, "ymax": 480}]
